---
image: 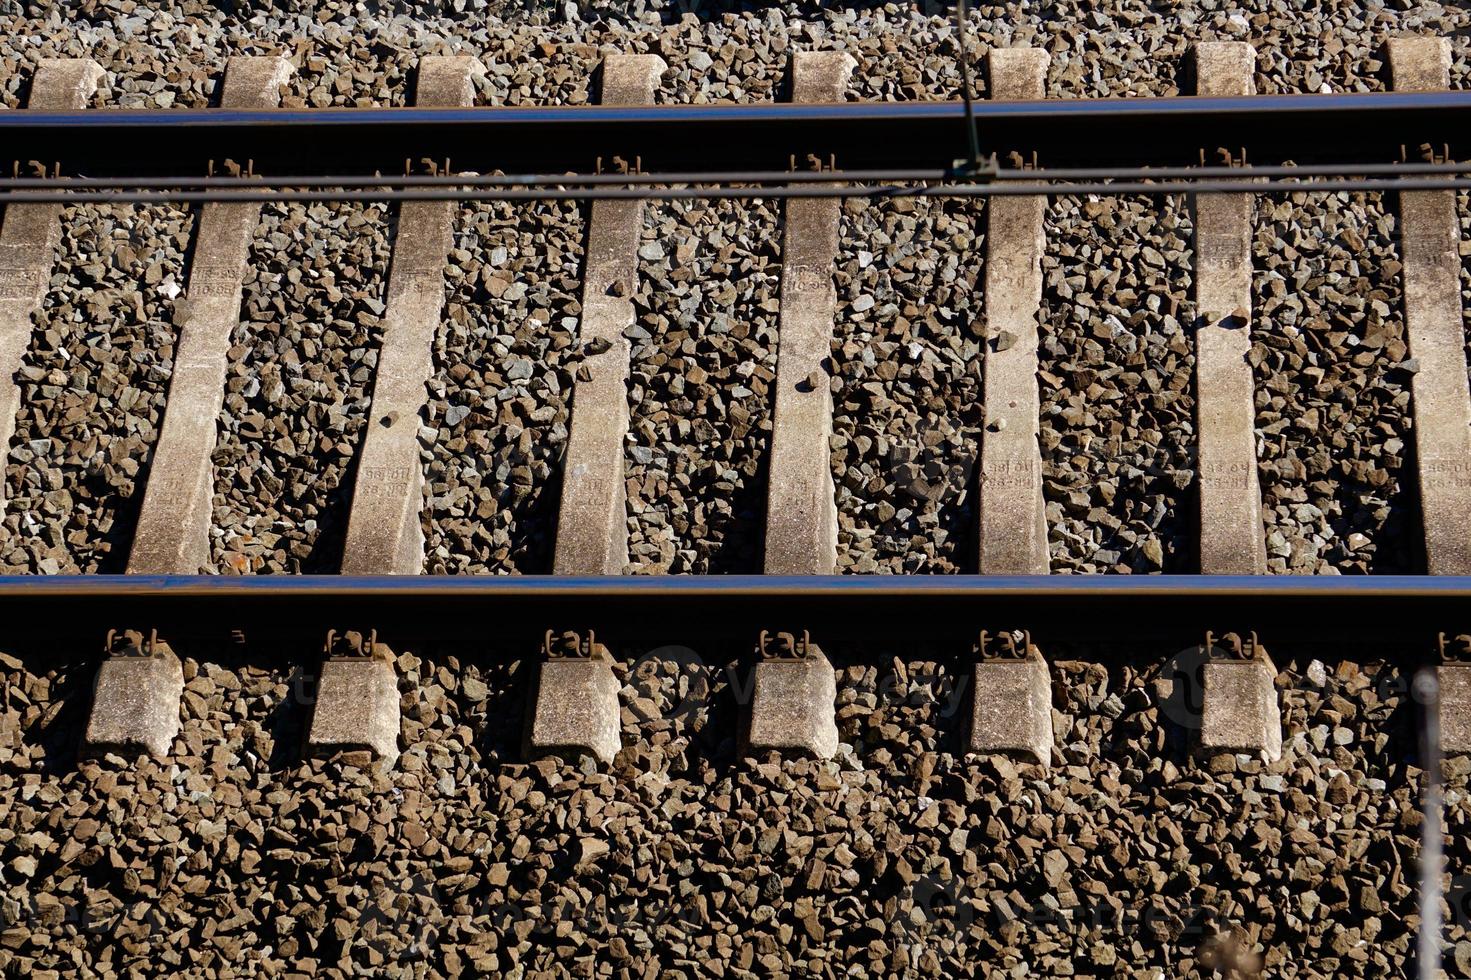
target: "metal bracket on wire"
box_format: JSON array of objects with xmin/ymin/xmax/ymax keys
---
[{"xmin": 952, "ymin": 153, "xmax": 1001, "ymax": 182}]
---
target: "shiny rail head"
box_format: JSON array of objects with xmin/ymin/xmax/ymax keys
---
[
  {"xmin": 6, "ymin": 89, "xmax": 1471, "ymax": 178},
  {"xmin": 0, "ymin": 575, "xmax": 1469, "ymax": 648}
]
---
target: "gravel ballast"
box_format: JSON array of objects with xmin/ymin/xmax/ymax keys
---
[
  {"xmin": 1039, "ymin": 194, "xmax": 1197, "ymax": 574},
  {"xmin": 1, "ymin": 203, "xmax": 191, "ymax": 574},
  {"xmin": 626, "ymin": 198, "xmax": 781, "ymax": 574},
  {"xmin": 832, "ymin": 197, "xmax": 986, "ymax": 574},
  {"xmin": 3, "ymin": 0, "xmax": 1471, "ymax": 975},
  {"xmin": 421, "ymin": 201, "xmax": 583, "ymax": 575},
  {"xmin": 0, "ymin": 4, "xmax": 1458, "ymax": 573},
  {"xmin": 1252, "ymin": 193, "xmax": 1415, "ymax": 575},
  {"xmin": 3, "ymin": 640, "xmax": 1465, "ymax": 976},
  {"xmin": 208, "ymin": 202, "xmax": 391, "ymax": 574}
]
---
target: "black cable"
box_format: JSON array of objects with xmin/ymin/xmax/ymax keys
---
[
  {"xmin": 0, "ymin": 161, "xmax": 1466, "ymax": 193},
  {"xmin": 954, "ymin": 0, "xmax": 982, "ymax": 173}
]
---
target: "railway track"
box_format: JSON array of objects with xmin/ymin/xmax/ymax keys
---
[
  {"xmin": 4, "ymin": 27, "xmax": 1471, "ymax": 976},
  {"xmin": 0, "ymin": 37, "xmax": 1468, "ymax": 766}
]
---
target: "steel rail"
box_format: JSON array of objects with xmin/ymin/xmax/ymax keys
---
[
  {"xmin": 0, "ymin": 169, "xmax": 958, "ymax": 188},
  {"xmin": 4, "ymin": 91, "xmax": 1471, "ymax": 176},
  {"xmin": 11, "ymin": 176, "xmax": 1471, "ymax": 203},
  {"xmin": 1, "ymin": 160, "xmax": 1468, "ymax": 191},
  {"xmin": 1, "ymin": 575, "xmax": 1469, "ymax": 646}
]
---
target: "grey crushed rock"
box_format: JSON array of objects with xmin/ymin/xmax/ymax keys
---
[
  {"xmin": 626, "ymin": 198, "xmax": 779, "ymax": 573},
  {"xmin": 0, "ymin": 5, "xmax": 1469, "ymax": 973},
  {"xmin": 209, "ymin": 203, "xmax": 390, "ymax": 574},
  {"xmin": 2, "ymin": 204, "xmax": 190, "ymax": 574},
  {"xmin": 422, "ymin": 202, "xmax": 582, "ymax": 574},
  {"xmin": 2, "ymin": 5, "xmax": 1470, "ymax": 573},
  {"xmin": 1039, "ymin": 194, "xmax": 1196, "ymax": 573},
  {"xmin": 831, "ymin": 197, "xmax": 985, "ymax": 574},
  {"xmin": 1253, "ymin": 193, "xmax": 1414, "ymax": 574},
  {"xmin": 1, "ymin": 640, "xmax": 1460, "ymax": 976}
]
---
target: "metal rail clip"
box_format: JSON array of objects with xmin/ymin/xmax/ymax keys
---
[
  {"xmin": 975, "ymin": 629, "xmax": 1032, "ymax": 662},
  {"xmin": 788, "ymin": 152, "xmax": 838, "ymax": 174},
  {"xmin": 403, "ymin": 156, "xmax": 451, "ymax": 176},
  {"xmin": 324, "ymin": 628, "xmax": 379, "ymax": 661},
  {"xmin": 543, "ymin": 629, "xmax": 605, "ymax": 661},
  {"xmin": 1204, "ymin": 630, "xmax": 1265, "ymax": 663},
  {"xmin": 595, "ymin": 155, "xmax": 643, "ymax": 176},
  {"xmin": 757, "ymin": 630, "xmax": 813, "ymax": 662},
  {"xmin": 206, "ymin": 158, "xmax": 255, "ymax": 178},
  {"xmin": 1402, "ymin": 141, "xmax": 1452, "ymax": 165},
  {"xmin": 12, "ymin": 159, "xmax": 59, "ymax": 180},
  {"xmin": 1199, "ymin": 146, "xmax": 1248, "ymax": 168},
  {"xmin": 1003, "ymin": 150, "xmax": 1037, "ymax": 173},
  {"xmin": 1437, "ymin": 631, "xmax": 1471, "ymax": 663},
  {"xmin": 104, "ymin": 628, "xmax": 161, "ymax": 660}
]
